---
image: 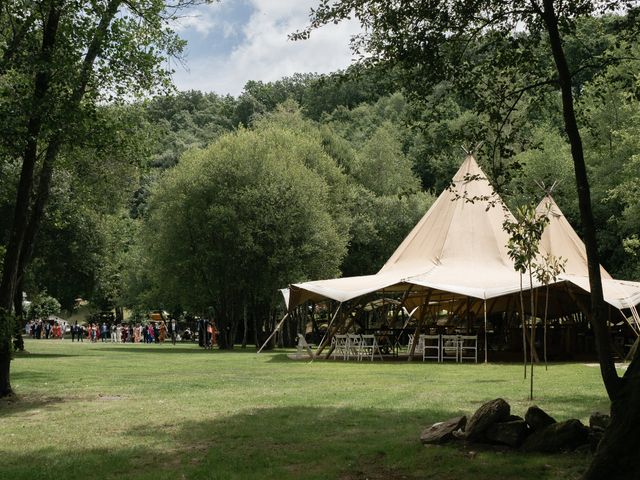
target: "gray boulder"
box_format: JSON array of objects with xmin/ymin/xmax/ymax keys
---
[
  {"xmin": 521, "ymin": 419, "xmax": 589, "ymax": 452},
  {"xmin": 465, "ymin": 398, "xmax": 511, "ymax": 441},
  {"xmin": 485, "ymin": 419, "xmax": 529, "ymax": 447},
  {"xmin": 525, "ymin": 405, "xmax": 556, "ymax": 431},
  {"xmin": 420, "ymin": 416, "xmax": 467, "ymax": 444}
]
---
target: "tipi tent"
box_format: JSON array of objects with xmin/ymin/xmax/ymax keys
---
[{"xmin": 282, "ymin": 156, "xmax": 640, "ymax": 355}]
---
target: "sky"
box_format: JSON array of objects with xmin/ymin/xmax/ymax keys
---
[{"xmin": 170, "ymin": 1, "xmax": 361, "ymax": 97}]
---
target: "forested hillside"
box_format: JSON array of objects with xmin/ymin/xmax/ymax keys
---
[{"xmin": 1, "ymin": 14, "xmax": 638, "ymax": 336}]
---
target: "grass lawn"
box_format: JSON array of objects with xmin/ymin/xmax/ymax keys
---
[{"xmin": 0, "ymin": 339, "xmax": 616, "ymax": 480}]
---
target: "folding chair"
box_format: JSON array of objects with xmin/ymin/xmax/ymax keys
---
[
  {"xmin": 331, "ymin": 334, "xmax": 349, "ymax": 360},
  {"xmin": 422, "ymin": 334, "xmax": 441, "ymax": 362},
  {"xmin": 459, "ymin": 335, "xmax": 478, "ymax": 363},
  {"xmin": 441, "ymin": 334, "xmax": 460, "ymax": 362},
  {"xmin": 347, "ymin": 334, "xmax": 362, "ymax": 360},
  {"xmin": 359, "ymin": 334, "xmax": 383, "ymax": 361}
]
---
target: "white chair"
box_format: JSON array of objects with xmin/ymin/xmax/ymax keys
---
[
  {"xmin": 459, "ymin": 335, "xmax": 478, "ymax": 363},
  {"xmin": 331, "ymin": 334, "xmax": 349, "ymax": 360},
  {"xmin": 359, "ymin": 334, "xmax": 383, "ymax": 361},
  {"xmin": 347, "ymin": 334, "xmax": 362, "ymax": 360},
  {"xmin": 422, "ymin": 334, "xmax": 441, "ymax": 362},
  {"xmin": 441, "ymin": 334, "xmax": 460, "ymax": 362}
]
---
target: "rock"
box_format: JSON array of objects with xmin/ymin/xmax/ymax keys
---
[
  {"xmin": 521, "ymin": 419, "xmax": 590, "ymax": 452},
  {"xmin": 420, "ymin": 416, "xmax": 467, "ymax": 444},
  {"xmin": 589, "ymin": 412, "xmax": 610, "ymax": 431},
  {"xmin": 485, "ymin": 420, "xmax": 529, "ymax": 447},
  {"xmin": 525, "ymin": 405, "xmax": 556, "ymax": 431},
  {"xmin": 464, "ymin": 398, "xmax": 511, "ymax": 441}
]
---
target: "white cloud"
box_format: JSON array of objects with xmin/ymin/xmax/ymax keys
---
[
  {"xmin": 171, "ymin": 0, "xmax": 362, "ymax": 96},
  {"xmin": 172, "ymin": 8, "xmax": 219, "ymax": 35}
]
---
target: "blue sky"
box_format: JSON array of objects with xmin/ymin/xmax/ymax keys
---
[{"xmin": 170, "ymin": 1, "xmax": 361, "ymax": 97}]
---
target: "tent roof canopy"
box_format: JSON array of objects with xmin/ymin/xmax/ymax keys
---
[{"xmin": 286, "ymin": 155, "xmax": 640, "ymax": 316}]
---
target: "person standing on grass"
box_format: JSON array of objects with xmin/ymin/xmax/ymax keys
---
[
  {"xmin": 100, "ymin": 323, "xmax": 108, "ymax": 342},
  {"xmin": 159, "ymin": 321, "xmax": 167, "ymax": 343},
  {"xmin": 168, "ymin": 317, "xmax": 179, "ymax": 345}
]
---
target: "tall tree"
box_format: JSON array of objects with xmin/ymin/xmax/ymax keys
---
[
  {"xmin": 135, "ymin": 121, "xmax": 350, "ymax": 348},
  {"xmin": 295, "ymin": 2, "xmax": 640, "ymax": 477},
  {"xmin": 0, "ymin": 0, "xmax": 210, "ymax": 397}
]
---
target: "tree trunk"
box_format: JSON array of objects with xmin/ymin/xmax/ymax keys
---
[
  {"xmin": 241, "ymin": 301, "xmax": 248, "ymax": 348},
  {"xmin": 541, "ymin": 0, "xmax": 619, "ymax": 399},
  {"xmin": 0, "ymin": 4, "xmax": 62, "ymax": 397},
  {"xmin": 583, "ymin": 352, "xmax": 640, "ymax": 480},
  {"xmin": 540, "ymin": 1, "xmax": 633, "ymax": 476}
]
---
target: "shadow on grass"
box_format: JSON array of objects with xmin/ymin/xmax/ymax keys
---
[
  {"xmin": 0, "ymin": 405, "xmax": 589, "ymax": 480},
  {"xmin": 98, "ymin": 346, "xmax": 212, "ymax": 354},
  {"xmin": 13, "ymin": 352, "xmax": 80, "ymax": 359},
  {"xmin": 0, "ymin": 392, "xmax": 69, "ymax": 418}
]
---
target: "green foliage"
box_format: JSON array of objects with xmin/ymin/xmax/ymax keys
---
[
  {"xmin": 25, "ymin": 291, "xmax": 61, "ymax": 321},
  {"xmin": 503, "ymin": 204, "xmax": 550, "ymax": 275},
  {"xmin": 134, "ymin": 120, "xmax": 350, "ymax": 332}
]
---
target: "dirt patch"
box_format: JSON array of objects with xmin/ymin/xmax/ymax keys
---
[
  {"xmin": 337, "ymin": 452, "xmax": 421, "ymax": 480},
  {"xmin": 97, "ymin": 394, "xmax": 125, "ymax": 401}
]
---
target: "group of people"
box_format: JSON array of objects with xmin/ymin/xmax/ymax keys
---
[
  {"xmin": 25, "ymin": 320, "xmax": 65, "ymax": 339},
  {"xmin": 24, "ymin": 317, "xmax": 220, "ymax": 348},
  {"xmin": 70, "ymin": 318, "xmax": 182, "ymax": 345}
]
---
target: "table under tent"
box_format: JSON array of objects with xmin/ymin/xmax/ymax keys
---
[{"xmin": 270, "ymin": 155, "xmax": 640, "ymax": 363}]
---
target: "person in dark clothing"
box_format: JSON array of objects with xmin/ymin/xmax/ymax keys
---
[
  {"xmin": 197, "ymin": 318, "xmax": 205, "ymax": 348},
  {"xmin": 168, "ymin": 318, "xmax": 179, "ymax": 345}
]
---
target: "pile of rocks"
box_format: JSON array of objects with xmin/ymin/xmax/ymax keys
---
[{"xmin": 420, "ymin": 398, "xmax": 609, "ymax": 452}]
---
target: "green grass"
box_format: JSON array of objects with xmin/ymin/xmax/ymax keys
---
[{"xmin": 0, "ymin": 339, "xmax": 615, "ymax": 480}]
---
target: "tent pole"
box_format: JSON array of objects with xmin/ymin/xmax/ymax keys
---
[
  {"xmin": 408, "ymin": 291, "xmax": 432, "ymax": 361},
  {"xmin": 315, "ymin": 302, "xmax": 342, "ymax": 356},
  {"xmin": 484, "ymin": 299, "xmax": 488, "ymax": 363},
  {"xmin": 257, "ymin": 313, "xmax": 289, "ymax": 354}
]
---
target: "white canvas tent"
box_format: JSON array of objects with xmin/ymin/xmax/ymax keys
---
[
  {"xmin": 288, "ymin": 155, "xmax": 534, "ymax": 308},
  {"xmin": 280, "ymin": 155, "xmax": 640, "ymax": 355}
]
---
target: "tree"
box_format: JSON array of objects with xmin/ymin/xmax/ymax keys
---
[
  {"xmin": 504, "ymin": 204, "xmax": 549, "ymax": 398},
  {"xmin": 0, "ymin": 0, "xmax": 210, "ymax": 397},
  {"xmin": 26, "ymin": 291, "xmax": 61, "ymax": 322},
  {"xmin": 135, "ymin": 121, "xmax": 350, "ymax": 348},
  {"xmin": 295, "ymin": 2, "xmax": 640, "ymax": 477}
]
